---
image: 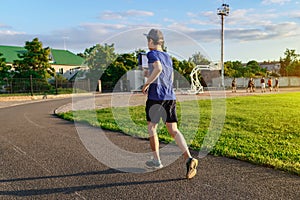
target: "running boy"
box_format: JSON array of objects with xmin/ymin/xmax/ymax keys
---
[{"xmin": 142, "ymin": 29, "xmax": 198, "ymax": 179}]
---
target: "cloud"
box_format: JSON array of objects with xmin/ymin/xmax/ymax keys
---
[
  {"xmin": 0, "ymin": 30, "xmax": 26, "ymax": 36},
  {"xmin": 100, "ymin": 10, "xmax": 154, "ymax": 20},
  {"xmin": 126, "ymin": 10, "xmax": 154, "ymax": 17},
  {"xmin": 0, "ymin": 24, "xmax": 13, "ymax": 29},
  {"xmin": 184, "ymin": 7, "xmax": 292, "ymax": 42},
  {"xmin": 186, "ymin": 11, "xmax": 219, "ymax": 26},
  {"xmin": 1, "ymin": 19, "xmax": 298, "ymax": 55},
  {"xmin": 261, "ymin": 0, "xmax": 291, "ymax": 5},
  {"xmin": 177, "ymin": 9, "xmax": 300, "ymax": 44},
  {"xmin": 0, "ymin": 22, "xmax": 130, "ymax": 52},
  {"xmin": 0, "ymin": 6, "xmax": 299, "ymax": 58},
  {"xmin": 224, "ymin": 21, "xmax": 300, "ymax": 42},
  {"xmin": 226, "ymin": 9, "xmax": 277, "ymax": 27},
  {"xmin": 289, "ymin": 11, "xmax": 300, "ymax": 19},
  {"xmin": 0, "ymin": 32, "xmax": 33, "ymax": 47},
  {"xmin": 41, "ymin": 23, "xmax": 130, "ymax": 51},
  {"xmin": 264, "ymin": 22, "xmax": 300, "ymax": 37},
  {"xmin": 167, "ymin": 23, "xmax": 197, "ymax": 33}
]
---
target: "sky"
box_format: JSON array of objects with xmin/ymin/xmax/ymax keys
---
[{"xmin": 1, "ymin": 0, "xmax": 300, "ymax": 63}]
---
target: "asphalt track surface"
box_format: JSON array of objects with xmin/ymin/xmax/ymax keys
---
[{"xmin": 0, "ymin": 90, "xmax": 300, "ymax": 200}]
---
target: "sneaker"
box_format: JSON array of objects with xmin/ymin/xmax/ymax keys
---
[
  {"xmin": 145, "ymin": 159, "xmax": 163, "ymax": 169},
  {"xmin": 186, "ymin": 158, "xmax": 198, "ymax": 179}
]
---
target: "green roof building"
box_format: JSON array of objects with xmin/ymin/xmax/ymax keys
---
[
  {"xmin": 0, "ymin": 45, "xmax": 85, "ymax": 65},
  {"xmin": 50, "ymin": 49, "xmax": 85, "ymax": 66},
  {"xmin": 0, "ymin": 45, "xmax": 86, "ymax": 80},
  {"xmin": 0, "ymin": 45, "xmax": 27, "ymax": 64}
]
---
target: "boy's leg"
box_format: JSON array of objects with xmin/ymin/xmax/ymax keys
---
[
  {"xmin": 166, "ymin": 122, "xmax": 198, "ymax": 179},
  {"xmin": 148, "ymin": 122, "xmax": 160, "ymax": 161},
  {"xmin": 146, "ymin": 100, "xmax": 162, "ymax": 163},
  {"xmin": 166, "ymin": 122, "xmax": 191, "ymax": 160}
]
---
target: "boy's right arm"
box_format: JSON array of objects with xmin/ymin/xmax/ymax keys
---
[{"xmin": 142, "ymin": 61, "xmax": 162, "ymax": 94}]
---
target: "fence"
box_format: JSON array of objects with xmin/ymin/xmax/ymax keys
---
[
  {"xmin": 0, "ymin": 76, "xmax": 92, "ymax": 95},
  {"xmin": 212, "ymin": 76, "xmax": 300, "ymax": 88},
  {"xmin": 2, "ymin": 76, "xmax": 299, "ymax": 95}
]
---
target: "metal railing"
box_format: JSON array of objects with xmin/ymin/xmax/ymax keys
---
[{"xmin": 0, "ymin": 76, "xmax": 91, "ymax": 95}]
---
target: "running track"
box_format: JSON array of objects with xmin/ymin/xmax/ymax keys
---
[{"xmin": 0, "ymin": 91, "xmax": 299, "ymax": 199}]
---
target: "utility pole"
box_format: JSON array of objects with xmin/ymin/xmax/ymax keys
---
[{"xmin": 217, "ymin": 3, "xmax": 230, "ymax": 87}]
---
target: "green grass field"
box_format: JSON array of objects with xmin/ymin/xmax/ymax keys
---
[{"xmin": 57, "ymin": 92, "xmax": 300, "ymax": 175}]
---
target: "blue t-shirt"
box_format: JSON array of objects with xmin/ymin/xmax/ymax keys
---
[{"xmin": 147, "ymin": 50, "xmax": 176, "ymax": 101}]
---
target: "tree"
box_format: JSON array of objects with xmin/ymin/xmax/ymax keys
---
[
  {"xmin": 84, "ymin": 43, "xmax": 117, "ymax": 72},
  {"xmin": 0, "ymin": 53, "xmax": 12, "ymax": 82},
  {"xmin": 179, "ymin": 60, "xmax": 195, "ymax": 82},
  {"xmin": 172, "ymin": 56, "xmax": 195, "ymax": 83},
  {"xmin": 83, "ymin": 43, "xmax": 118, "ymax": 83},
  {"xmin": 114, "ymin": 53, "xmax": 138, "ymax": 70},
  {"xmin": 280, "ymin": 49, "xmax": 300, "ymax": 76},
  {"xmin": 101, "ymin": 53, "xmax": 137, "ymax": 90},
  {"xmin": 224, "ymin": 61, "xmax": 244, "ymax": 77},
  {"xmin": 188, "ymin": 51, "xmax": 210, "ymax": 65},
  {"xmin": 224, "ymin": 61, "xmax": 235, "ymax": 77},
  {"xmin": 134, "ymin": 49, "xmax": 146, "ymax": 57},
  {"xmin": 82, "ymin": 44, "xmax": 143, "ymax": 91},
  {"xmin": 246, "ymin": 60, "xmax": 266, "ymax": 77},
  {"xmin": 224, "ymin": 60, "xmax": 266, "ymax": 78},
  {"xmin": 172, "ymin": 57, "xmax": 181, "ymax": 74},
  {"xmin": 13, "ymin": 38, "xmax": 54, "ymax": 79}
]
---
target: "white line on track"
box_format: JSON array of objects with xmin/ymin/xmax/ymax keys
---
[{"xmin": 24, "ymin": 112, "xmax": 45, "ymax": 129}]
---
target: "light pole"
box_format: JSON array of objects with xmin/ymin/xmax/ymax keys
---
[{"xmin": 217, "ymin": 3, "xmax": 229, "ymax": 87}]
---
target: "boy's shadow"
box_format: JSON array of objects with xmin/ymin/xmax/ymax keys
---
[{"xmin": 0, "ymin": 168, "xmax": 185, "ymax": 197}]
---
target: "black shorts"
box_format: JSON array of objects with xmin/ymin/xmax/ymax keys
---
[{"xmin": 146, "ymin": 99, "xmax": 178, "ymax": 124}]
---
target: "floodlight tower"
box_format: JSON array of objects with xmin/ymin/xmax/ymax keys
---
[{"xmin": 217, "ymin": 3, "xmax": 229, "ymax": 87}]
